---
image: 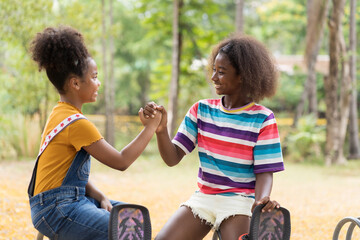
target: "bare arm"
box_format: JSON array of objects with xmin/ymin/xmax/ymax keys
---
[
  {"xmin": 144, "ymin": 102, "xmax": 185, "ymax": 166},
  {"xmin": 156, "ymin": 127, "xmax": 185, "ymax": 167},
  {"xmin": 86, "ymin": 180, "xmax": 112, "ymax": 211},
  {"xmin": 252, "ymin": 172, "xmax": 280, "ymax": 212},
  {"xmin": 83, "ymin": 108, "xmax": 161, "ymax": 171}
]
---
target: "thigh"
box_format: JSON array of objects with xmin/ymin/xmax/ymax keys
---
[
  {"xmin": 57, "ymin": 198, "xmax": 111, "ymax": 240},
  {"xmin": 218, "ymin": 215, "xmax": 250, "ymax": 240},
  {"xmin": 155, "ymin": 206, "xmax": 211, "ymax": 240}
]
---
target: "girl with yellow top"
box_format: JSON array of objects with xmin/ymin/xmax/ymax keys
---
[{"xmin": 27, "ymin": 26, "xmax": 161, "ymax": 240}]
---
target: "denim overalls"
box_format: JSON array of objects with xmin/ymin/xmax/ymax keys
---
[{"xmin": 28, "ymin": 114, "xmax": 120, "ymax": 240}]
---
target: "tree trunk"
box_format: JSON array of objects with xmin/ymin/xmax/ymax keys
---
[
  {"xmin": 102, "ymin": 0, "xmax": 115, "ymax": 146},
  {"xmin": 107, "ymin": 0, "xmax": 115, "ymax": 146},
  {"xmin": 348, "ymin": 0, "xmax": 360, "ymax": 159},
  {"xmin": 138, "ymin": 67, "xmax": 150, "ymax": 108},
  {"xmin": 235, "ymin": 0, "xmax": 244, "ymax": 34},
  {"xmin": 168, "ymin": 0, "xmax": 183, "ymax": 137},
  {"xmin": 325, "ymin": 0, "xmax": 347, "ymax": 165},
  {"xmin": 293, "ymin": 0, "xmax": 329, "ymax": 127},
  {"xmin": 337, "ymin": 28, "xmax": 351, "ymax": 164}
]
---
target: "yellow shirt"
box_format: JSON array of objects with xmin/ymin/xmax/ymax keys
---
[{"xmin": 34, "ymin": 102, "xmax": 103, "ymax": 195}]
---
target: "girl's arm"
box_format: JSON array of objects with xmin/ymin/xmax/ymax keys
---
[
  {"xmin": 83, "ymin": 108, "xmax": 161, "ymax": 171},
  {"xmin": 144, "ymin": 103, "xmax": 185, "ymax": 167},
  {"xmin": 252, "ymin": 172, "xmax": 280, "ymax": 212},
  {"xmin": 86, "ymin": 179, "xmax": 112, "ymax": 211}
]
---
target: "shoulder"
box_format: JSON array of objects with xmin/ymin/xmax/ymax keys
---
[
  {"xmin": 247, "ymin": 103, "xmax": 275, "ymax": 117},
  {"xmin": 197, "ymin": 98, "xmax": 221, "ymax": 110},
  {"xmin": 69, "ymin": 118, "xmax": 99, "ymax": 132},
  {"xmin": 198, "ymin": 98, "xmax": 221, "ymax": 106}
]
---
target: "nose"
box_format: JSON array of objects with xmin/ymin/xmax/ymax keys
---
[
  {"xmin": 97, "ymin": 79, "xmax": 101, "ymax": 87},
  {"xmin": 211, "ymin": 71, "xmax": 218, "ymax": 82}
]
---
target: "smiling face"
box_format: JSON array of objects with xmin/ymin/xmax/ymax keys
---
[
  {"xmin": 211, "ymin": 53, "xmax": 241, "ymax": 97},
  {"xmin": 78, "ymin": 58, "xmax": 100, "ymax": 103}
]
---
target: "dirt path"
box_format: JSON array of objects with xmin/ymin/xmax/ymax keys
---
[{"xmin": 1, "ymin": 158, "xmax": 360, "ymax": 239}]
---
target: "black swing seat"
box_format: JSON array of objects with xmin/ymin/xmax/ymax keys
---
[
  {"xmin": 108, "ymin": 203, "xmax": 152, "ymax": 240},
  {"xmin": 213, "ymin": 204, "xmax": 291, "ymax": 240},
  {"xmin": 35, "ymin": 203, "xmax": 152, "ymax": 240}
]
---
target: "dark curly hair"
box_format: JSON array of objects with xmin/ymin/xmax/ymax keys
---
[
  {"xmin": 209, "ymin": 34, "xmax": 279, "ymax": 102},
  {"xmin": 30, "ymin": 26, "xmax": 90, "ymax": 94}
]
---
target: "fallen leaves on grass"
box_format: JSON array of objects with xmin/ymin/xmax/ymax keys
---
[{"xmin": 1, "ymin": 160, "xmax": 360, "ymax": 240}]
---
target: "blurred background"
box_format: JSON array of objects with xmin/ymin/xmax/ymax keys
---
[
  {"xmin": 0, "ymin": 0, "xmax": 359, "ymax": 165},
  {"xmin": 0, "ymin": 1, "xmax": 360, "ymax": 239}
]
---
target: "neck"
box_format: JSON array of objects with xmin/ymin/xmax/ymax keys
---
[
  {"xmin": 60, "ymin": 95, "xmax": 82, "ymax": 111},
  {"xmin": 222, "ymin": 95, "xmax": 250, "ymax": 109}
]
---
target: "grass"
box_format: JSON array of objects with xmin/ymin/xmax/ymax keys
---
[{"xmin": 1, "ymin": 153, "xmax": 360, "ymax": 240}]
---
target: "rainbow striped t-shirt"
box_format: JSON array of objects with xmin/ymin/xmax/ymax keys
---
[{"xmin": 172, "ymin": 98, "xmax": 284, "ymax": 198}]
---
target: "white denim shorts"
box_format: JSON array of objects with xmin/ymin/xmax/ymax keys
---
[{"xmin": 181, "ymin": 191, "xmax": 254, "ymax": 230}]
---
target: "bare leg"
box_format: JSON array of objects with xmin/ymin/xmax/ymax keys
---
[
  {"xmin": 155, "ymin": 206, "xmax": 211, "ymax": 240},
  {"xmin": 218, "ymin": 215, "xmax": 250, "ymax": 240}
]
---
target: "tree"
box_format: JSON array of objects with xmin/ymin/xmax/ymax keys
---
[
  {"xmin": 325, "ymin": 0, "xmax": 351, "ymax": 165},
  {"xmin": 293, "ymin": 0, "xmax": 329, "ymax": 127},
  {"xmin": 102, "ymin": 0, "xmax": 115, "ymax": 146},
  {"xmin": 235, "ymin": 0, "xmax": 245, "ymax": 33},
  {"xmin": 168, "ymin": 0, "xmax": 183, "ymax": 137},
  {"xmin": 348, "ymin": 0, "xmax": 360, "ymax": 159}
]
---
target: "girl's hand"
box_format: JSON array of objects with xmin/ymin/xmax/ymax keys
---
[
  {"xmin": 251, "ymin": 196, "xmax": 280, "ymax": 213},
  {"xmin": 100, "ymin": 196, "xmax": 113, "ymax": 212},
  {"xmin": 139, "ymin": 107, "xmax": 162, "ymax": 129},
  {"xmin": 143, "ymin": 102, "xmax": 158, "ymax": 119},
  {"xmin": 143, "ymin": 102, "xmax": 168, "ymax": 133}
]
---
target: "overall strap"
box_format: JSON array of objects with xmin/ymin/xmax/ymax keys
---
[
  {"xmin": 38, "ymin": 113, "xmax": 86, "ymax": 157},
  {"xmin": 28, "ymin": 113, "xmax": 86, "ymax": 197}
]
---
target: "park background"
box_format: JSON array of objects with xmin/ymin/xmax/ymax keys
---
[{"xmin": 1, "ymin": 0, "xmax": 360, "ymax": 239}]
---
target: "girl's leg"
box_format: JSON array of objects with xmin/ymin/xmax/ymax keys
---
[
  {"xmin": 155, "ymin": 206, "xmax": 212, "ymax": 240},
  {"xmin": 57, "ymin": 197, "xmax": 123, "ymax": 240},
  {"xmin": 218, "ymin": 215, "xmax": 250, "ymax": 240}
]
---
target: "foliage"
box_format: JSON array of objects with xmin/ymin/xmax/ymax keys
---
[
  {"xmin": 250, "ymin": 0, "xmax": 307, "ymax": 54},
  {"xmin": 1, "ymin": 0, "xmax": 360, "ymax": 159},
  {"xmin": 0, "ymin": 114, "xmax": 41, "ymax": 160},
  {"xmin": 283, "ymin": 115, "xmax": 326, "ymax": 164}
]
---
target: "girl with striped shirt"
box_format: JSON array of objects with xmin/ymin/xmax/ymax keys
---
[{"xmin": 145, "ymin": 34, "xmax": 284, "ymax": 240}]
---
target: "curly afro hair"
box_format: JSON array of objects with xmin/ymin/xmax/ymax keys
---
[
  {"xmin": 209, "ymin": 34, "xmax": 279, "ymax": 103},
  {"xmin": 30, "ymin": 26, "xmax": 90, "ymax": 94}
]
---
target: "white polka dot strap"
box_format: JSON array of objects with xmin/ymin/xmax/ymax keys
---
[{"xmin": 38, "ymin": 113, "xmax": 86, "ymax": 157}]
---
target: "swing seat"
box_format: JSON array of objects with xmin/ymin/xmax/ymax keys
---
[
  {"xmin": 108, "ymin": 203, "xmax": 152, "ymax": 240},
  {"xmin": 213, "ymin": 204, "xmax": 291, "ymax": 240},
  {"xmin": 332, "ymin": 216, "xmax": 360, "ymax": 240},
  {"xmin": 35, "ymin": 203, "xmax": 152, "ymax": 240}
]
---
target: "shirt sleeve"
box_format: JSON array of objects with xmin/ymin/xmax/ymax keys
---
[
  {"xmin": 172, "ymin": 102, "xmax": 199, "ymax": 154},
  {"xmin": 253, "ymin": 113, "xmax": 284, "ymax": 174},
  {"xmin": 68, "ymin": 119, "xmax": 103, "ymax": 152}
]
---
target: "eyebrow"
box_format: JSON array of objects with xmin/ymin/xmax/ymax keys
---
[{"xmin": 213, "ymin": 65, "xmax": 227, "ymax": 70}]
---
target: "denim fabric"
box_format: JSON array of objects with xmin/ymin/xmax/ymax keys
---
[{"xmin": 29, "ymin": 149, "xmax": 121, "ymax": 240}]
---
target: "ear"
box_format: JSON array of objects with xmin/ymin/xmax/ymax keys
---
[
  {"xmin": 68, "ymin": 76, "xmax": 81, "ymax": 91},
  {"xmin": 237, "ymin": 74, "xmax": 242, "ymax": 84}
]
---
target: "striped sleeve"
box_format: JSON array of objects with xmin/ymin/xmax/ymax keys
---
[
  {"xmin": 172, "ymin": 102, "xmax": 199, "ymax": 154},
  {"xmin": 253, "ymin": 113, "xmax": 284, "ymax": 173}
]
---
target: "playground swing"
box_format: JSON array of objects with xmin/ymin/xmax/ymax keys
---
[
  {"xmin": 332, "ymin": 216, "xmax": 360, "ymax": 240},
  {"xmin": 36, "ymin": 203, "xmax": 291, "ymax": 240},
  {"xmin": 34, "ymin": 203, "xmax": 152, "ymax": 240},
  {"xmin": 108, "ymin": 203, "xmax": 152, "ymax": 240},
  {"xmin": 212, "ymin": 204, "xmax": 291, "ymax": 240}
]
